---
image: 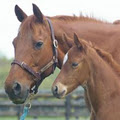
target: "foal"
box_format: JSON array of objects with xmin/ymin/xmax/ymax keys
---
[{"xmin": 52, "ymin": 34, "xmax": 120, "ymax": 120}]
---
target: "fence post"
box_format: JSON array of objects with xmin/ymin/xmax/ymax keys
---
[
  {"xmin": 17, "ymin": 105, "xmax": 22, "ymax": 120},
  {"xmin": 33, "ymin": 116, "xmax": 38, "ymax": 120},
  {"xmin": 65, "ymin": 95, "xmax": 71, "ymax": 120}
]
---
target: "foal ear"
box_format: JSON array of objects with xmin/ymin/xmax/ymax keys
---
[
  {"xmin": 15, "ymin": 5, "xmax": 27, "ymax": 22},
  {"xmin": 74, "ymin": 33, "xmax": 84, "ymax": 50},
  {"xmin": 62, "ymin": 33, "xmax": 73, "ymax": 48},
  {"xmin": 32, "ymin": 4, "xmax": 43, "ymax": 23}
]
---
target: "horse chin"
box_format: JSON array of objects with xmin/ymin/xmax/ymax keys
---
[
  {"xmin": 53, "ymin": 89, "xmax": 67, "ymax": 99},
  {"xmin": 8, "ymin": 89, "xmax": 29, "ymax": 105},
  {"xmin": 12, "ymin": 98, "xmax": 26, "ymax": 104},
  {"xmin": 56, "ymin": 94, "xmax": 66, "ymax": 99}
]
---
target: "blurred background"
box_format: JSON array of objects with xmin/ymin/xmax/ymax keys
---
[{"xmin": 1, "ymin": 0, "xmax": 120, "ymax": 119}]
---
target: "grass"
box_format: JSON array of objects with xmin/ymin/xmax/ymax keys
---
[
  {"xmin": 39, "ymin": 68, "xmax": 60, "ymax": 90},
  {"xmin": 0, "ymin": 116, "xmax": 89, "ymax": 120},
  {"xmin": 0, "ymin": 57, "xmax": 12, "ymax": 88}
]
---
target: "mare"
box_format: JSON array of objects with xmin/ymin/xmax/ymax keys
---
[
  {"xmin": 5, "ymin": 4, "xmax": 120, "ymax": 106},
  {"xmin": 52, "ymin": 34, "xmax": 120, "ymax": 120}
]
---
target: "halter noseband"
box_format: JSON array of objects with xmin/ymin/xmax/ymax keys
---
[{"xmin": 11, "ymin": 18, "xmax": 58, "ymax": 94}]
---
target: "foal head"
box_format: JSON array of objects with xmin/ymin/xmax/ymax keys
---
[
  {"xmin": 5, "ymin": 4, "xmax": 57, "ymax": 104},
  {"xmin": 52, "ymin": 34, "xmax": 91, "ymax": 98}
]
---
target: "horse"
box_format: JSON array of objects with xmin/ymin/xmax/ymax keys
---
[
  {"xmin": 5, "ymin": 4, "xmax": 120, "ymax": 105},
  {"xmin": 52, "ymin": 34, "xmax": 120, "ymax": 120}
]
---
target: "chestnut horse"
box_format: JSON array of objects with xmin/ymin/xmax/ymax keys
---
[
  {"xmin": 52, "ymin": 34, "xmax": 120, "ymax": 120},
  {"xmin": 5, "ymin": 4, "xmax": 120, "ymax": 105}
]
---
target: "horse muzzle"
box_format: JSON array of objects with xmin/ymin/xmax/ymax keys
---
[
  {"xmin": 52, "ymin": 82, "xmax": 67, "ymax": 99},
  {"xmin": 5, "ymin": 81, "xmax": 29, "ymax": 104}
]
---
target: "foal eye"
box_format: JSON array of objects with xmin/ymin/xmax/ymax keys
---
[
  {"xmin": 72, "ymin": 62, "xmax": 78, "ymax": 68},
  {"xmin": 35, "ymin": 41, "xmax": 43, "ymax": 50}
]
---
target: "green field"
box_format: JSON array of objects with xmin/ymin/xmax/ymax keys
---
[
  {"xmin": 0, "ymin": 56, "xmax": 12, "ymax": 88},
  {"xmin": 0, "ymin": 116, "xmax": 89, "ymax": 120}
]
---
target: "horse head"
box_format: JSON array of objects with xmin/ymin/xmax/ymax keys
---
[
  {"xmin": 5, "ymin": 4, "xmax": 57, "ymax": 104},
  {"xmin": 52, "ymin": 33, "xmax": 91, "ymax": 98}
]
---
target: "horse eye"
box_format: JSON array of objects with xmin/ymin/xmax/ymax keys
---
[
  {"xmin": 72, "ymin": 62, "xmax": 78, "ymax": 68},
  {"xmin": 35, "ymin": 41, "xmax": 43, "ymax": 49}
]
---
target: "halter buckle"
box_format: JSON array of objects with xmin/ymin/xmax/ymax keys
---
[
  {"xmin": 21, "ymin": 62, "xmax": 25, "ymax": 68},
  {"xmin": 53, "ymin": 39, "xmax": 58, "ymax": 48},
  {"xmin": 53, "ymin": 56, "xmax": 58, "ymax": 63}
]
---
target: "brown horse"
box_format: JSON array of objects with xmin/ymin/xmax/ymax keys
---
[
  {"xmin": 5, "ymin": 4, "xmax": 120, "ymax": 104},
  {"xmin": 52, "ymin": 34, "xmax": 120, "ymax": 120}
]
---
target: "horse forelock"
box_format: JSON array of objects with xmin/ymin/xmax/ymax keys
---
[
  {"xmin": 18, "ymin": 16, "xmax": 35, "ymax": 35},
  {"xmin": 19, "ymin": 15, "xmax": 48, "ymax": 36}
]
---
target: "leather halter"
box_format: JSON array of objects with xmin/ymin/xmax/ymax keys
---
[{"xmin": 11, "ymin": 18, "xmax": 58, "ymax": 94}]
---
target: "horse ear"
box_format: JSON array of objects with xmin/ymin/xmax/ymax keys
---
[
  {"xmin": 63, "ymin": 33, "xmax": 73, "ymax": 48},
  {"xmin": 74, "ymin": 33, "xmax": 84, "ymax": 50},
  {"xmin": 32, "ymin": 4, "xmax": 43, "ymax": 23},
  {"xmin": 15, "ymin": 5, "xmax": 27, "ymax": 22}
]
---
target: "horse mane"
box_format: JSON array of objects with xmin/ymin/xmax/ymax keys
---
[
  {"xmin": 22, "ymin": 15, "xmax": 109, "ymax": 34},
  {"xmin": 79, "ymin": 39, "xmax": 120, "ymax": 77},
  {"xmin": 50, "ymin": 15, "xmax": 108, "ymax": 24},
  {"xmin": 94, "ymin": 47, "xmax": 120, "ymax": 76}
]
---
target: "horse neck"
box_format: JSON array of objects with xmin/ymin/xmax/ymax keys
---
[
  {"xmin": 50, "ymin": 16, "xmax": 109, "ymax": 68},
  {"xmin": 95, "ymin": 48, "xmax": 120, "ymax": 77},
  {"xmin": 51, "ymin": 19, "xmax": 75, "ymax": 68},
  {"xmin": 86, "ymin": 49, "xmax": 120, "ymax": 117},
  {"xmin": 50, "ymin": 16, "xmax": 120, "ymax": 69},
  {"xmin": 50, "ymin": 16, "xmax": 96, "ymax": 68}
]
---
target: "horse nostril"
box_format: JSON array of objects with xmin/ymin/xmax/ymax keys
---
[
  {"xmin": 12, "ymin": 82, "xmax": 21, "ymax": 96},
  {"xmin": 55, "ymin": 86, "xmax": 58, "ymax": 92},
  {"xmin": 53, "ymin": 86, "xmax": 58, "ymax": 94}
]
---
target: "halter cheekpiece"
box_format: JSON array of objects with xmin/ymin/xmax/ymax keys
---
[{"xmin": 11, "ymin": 18, "xmax": 58, "ymax": 94}]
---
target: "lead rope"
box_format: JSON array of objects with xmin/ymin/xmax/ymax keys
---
[
  {"xmin": 20, "ymin": 93, "xmax": 35, "ymax": 120},
  {"xmin": 20, "ymin": 105, "xmax": 30, "ymax": 120}
]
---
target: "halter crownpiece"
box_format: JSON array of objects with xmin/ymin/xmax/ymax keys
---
[{"xmin": 11, "ymin": 18, "xmax": 58, "ymax": 94}]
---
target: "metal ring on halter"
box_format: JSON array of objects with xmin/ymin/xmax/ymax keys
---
[
  {"xmin": 21, "ymin": 62, "xmax": 25, "ymax": 68},
  {"xmin": 53, "ymin": 39, "xmax": 58, "ymax": 48},
  {"xmin": 25, "ymin": 103, "xmax": 31, "ymax": 109}
]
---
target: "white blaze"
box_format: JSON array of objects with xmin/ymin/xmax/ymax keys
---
[{"xmin": 63, "ymin": 52, "xmax": 68, "ymax": 65}]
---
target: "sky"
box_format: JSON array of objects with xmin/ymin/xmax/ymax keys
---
[{"xmin": 1, "ymin": 0, "xmax": 120, "ymax": 58}]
